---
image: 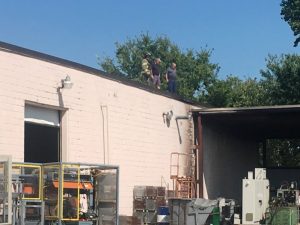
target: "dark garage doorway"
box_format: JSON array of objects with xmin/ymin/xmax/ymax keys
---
[
  {"xmin": 24, "ymin": 105, "xmax": 61, "ymax": 163},
  {"xmin": 24, "ymin": 122, "xmax": 60, "ymax": 163},
  {"xmin": 193, "ymin": 105, "xmax": 300, "ymax": 201}
]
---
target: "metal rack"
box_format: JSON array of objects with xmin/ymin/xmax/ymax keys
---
[
  {"xmin": 42, "ymin": 162, "xmax": 119, "ymax": 225},
  {"xmin": 0, "ymin": 155, "xmax": 12, "ymax": 225},
  {"xmin": 0, "ymin": 159, "xmax": 119, "ymax": 225}
]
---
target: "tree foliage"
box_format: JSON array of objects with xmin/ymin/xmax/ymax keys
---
[
  {"xmin": 202, "ymin": 54, "xmax": 300, "ymax": 107},
  {"xmin": 98, "ymin": 34, "xmax": 300, "ymax": 109},
  {"xmin": 98, "ymin": 33, "xmax": 219, "ymax": 99},
  {"xmin": 266, "ymin": 138, "xmax": 300, "ymax": 167},
  {"xmin": 201, "ymin": 76, "xmax": 265, "ymax": 107},
  {"xmin": 260, "ymin": 54, "xmax": 300, "ymax": 105},
  {"xmin": 281, "ymin": 0, "xmax": 300, "ymax": 46}
]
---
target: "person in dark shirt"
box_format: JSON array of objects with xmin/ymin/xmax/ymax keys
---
[
  {"xmin": 166, "ymin": 63, "xmax": 176, "ymax": 93},
  {"xmin": 151, "ymin": 58, "xmax": 161, "ymax": 89}
]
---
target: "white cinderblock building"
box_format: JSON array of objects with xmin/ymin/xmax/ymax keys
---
[{"xmin": 0, "ymin": 42, "xmax": 199, "ymax": 216}]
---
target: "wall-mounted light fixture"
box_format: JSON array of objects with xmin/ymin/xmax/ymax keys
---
[
  {"xmin": 163, "ymin": 110, "xmax": 173, "ymax": 121},
  {"xmin": 61, "ymin": 75, "xmax": 73, "ymax": 89}
]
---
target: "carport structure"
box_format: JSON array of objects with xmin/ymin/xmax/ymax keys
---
[{"xmin": 192, "ymin": 105, "xmax": 300, "ymax": 203}]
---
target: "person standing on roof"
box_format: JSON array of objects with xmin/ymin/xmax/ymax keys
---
[
  {"xmin": 166, "ymin": 62, "xmax": 177, "ymax": 93},
  {"xmin": 151, "ymin": 58, "xmax": 161, "ymax": 89},
  {"xmin": 141, "ymin": 53, "xmax": 153, "ymax": 84}
]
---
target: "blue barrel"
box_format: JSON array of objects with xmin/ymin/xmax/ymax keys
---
[{"xmin": 157, "ymin": 206, "xmax": 169, "ymax": 225}]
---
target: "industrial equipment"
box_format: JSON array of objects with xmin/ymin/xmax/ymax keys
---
[
  {"xmin": 218, "ymin": 198, "xmax": 240, "ymax": 225},
  {"xmin": 265, "ymin": 181, "xmax": 300, "ymax": 225},
  {"xmin": 167, "ymin": 197, "xmax": 241, "ymax": 225},
  {"xmin": 276, "ymin": 182, "xmax": 300, "ymax": 206},
  {"xmin": 0, "ymin": 159, "xmax": 119, "ymax": 225},
  {"xmin": 0, "ymin": 155, "xmax": 12, "ymax": 225},
  {"xmin": 11, "ymin": 163, "xmax": 44, "ymax": 225},
  {"xmin": 242, "ymin": 168, "xmax": 270, "ymax": 224},
  {"xmin": 168, "ymin": 198, "xmax": 219, "ymax": 225}
]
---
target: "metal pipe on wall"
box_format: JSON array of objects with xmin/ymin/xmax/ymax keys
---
[
  {"xmin": 175, "ymin": 114, "xmax": 192, "ymax": 144},
  {"xmin": 100, "ymin": 105, "xmax": 110, "ymax": 164}
]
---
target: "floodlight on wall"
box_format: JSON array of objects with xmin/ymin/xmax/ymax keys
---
[
  {"xmin": 163, "ymin": 110, "xmax": 173, "ymax": 127},
  {"xmin": 163, "ymin": 110, "xmax": 173, "ymax": 122},
  {"xmin": 62, "ymin": 75, "xmax": 73, "ymax": 89}
]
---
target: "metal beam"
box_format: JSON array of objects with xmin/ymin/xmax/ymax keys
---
[{"xmin": 197, "ymin": 115, "xmax": 203, "ymax": 198}]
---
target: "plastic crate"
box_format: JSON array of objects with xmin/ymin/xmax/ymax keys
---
[
  {"xmin": 133, "ymin": 186, "xmax": 146, "ymax": 198},
  {"xmin": 146, "ymin": 186, "xmax": 157, "ymax": 198}
]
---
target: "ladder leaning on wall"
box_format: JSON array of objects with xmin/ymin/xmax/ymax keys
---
[{"xmin": 170, "ymin": 152, "xmax": 196, "ymax": 198}]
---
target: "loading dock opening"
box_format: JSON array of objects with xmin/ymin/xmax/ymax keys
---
[
  {"xmin": 193, "ymin": 105, "xmax": 300, "ymax": 203},
  {"xmin": 25, "ymin": 122, "xmax": 60, "ymax": 163},
  {"xmin": 24, "ymin": 105, "xmax": 61, "ymax": 163}
]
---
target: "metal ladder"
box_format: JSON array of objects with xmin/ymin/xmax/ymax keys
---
[{"xmin": 170, "ymin": 152, "xmax": 196, "ymax": 198}]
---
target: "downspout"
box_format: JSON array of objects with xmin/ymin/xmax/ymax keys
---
[
  {"xmin": 106, "ymin": 106, "xmax": 110, "ymax": 164},
  {"xmin": 100, "ymin": 105, "xmax": 109, "ymax": 164},
  {"xmin": 175, "ymin": 115, "xmax": 192, "ymax": 144},
  {"xmin": 175, "ymin": 115, "xmax": 191, "ymax": 120}
]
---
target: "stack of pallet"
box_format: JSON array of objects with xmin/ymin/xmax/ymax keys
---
[{"xmin": 132, "ymin": 186, "xmax": 167, "ymax": 225}]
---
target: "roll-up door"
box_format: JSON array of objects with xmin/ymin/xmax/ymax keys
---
[{"xmin": 25, "ymin": 105, "xmax": 60, "ymax": 126}]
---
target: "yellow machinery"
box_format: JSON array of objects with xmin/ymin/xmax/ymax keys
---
[{"xmin": 0, "ymin": 159, "xmax": 119, "ymax": 225}]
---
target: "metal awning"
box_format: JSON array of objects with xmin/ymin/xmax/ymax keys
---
[{"xmin": 192, "ymin": 104, "xmax": 300, "ymax": 115}]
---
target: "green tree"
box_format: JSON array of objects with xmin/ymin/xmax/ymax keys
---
[
  {"xmin": 257, "ymin": 54, "xmax": 300, "ymax": 168},
  {"xmin": 266, "ymin": 139, "xmax": 300, "ymax": 167},
  {"xmin": 98, "ymin": 33, "xmax": 219, "ymax": 100},
  {"xmin": 260, "ymin": 54, "xmax": 300, "ymax": 105},
  {"xmin": 201, "ymin": 76, "xmax": 265, "ymax": 107},
  {"xmin": 203, "ymin": 53, "xmax": 300, "ymax": 108},
  {"xmin": 281, "ymin": 0, "xmax": 300, "ymax": 46}
]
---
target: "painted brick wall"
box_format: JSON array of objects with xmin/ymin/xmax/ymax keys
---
[{"xmin": 0, "ymin": 50, "xmax": 198, "ymax": 215}]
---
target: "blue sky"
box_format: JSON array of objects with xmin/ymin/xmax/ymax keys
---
[{"xmin": 0, "ymin": 1, "xmax": 298, "ymax": 79}]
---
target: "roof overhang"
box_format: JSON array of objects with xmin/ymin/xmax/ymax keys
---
[
  {"xmin": 192, "ymin": 105, "xmax": 300, "ymax": 139},
  {"xmin": 192, "ymin": 104, "xmax": 300, "ymax": 115}
]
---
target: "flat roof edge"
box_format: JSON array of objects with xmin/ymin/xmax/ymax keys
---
[{"xmin": 0, "ymin": 41, "xmax": 202, "ymax": 107}]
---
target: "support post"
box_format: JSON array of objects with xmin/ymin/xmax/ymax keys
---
[{"xmin": 197, "ymin": 115, "xmax": 203, "ymax": 198}]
